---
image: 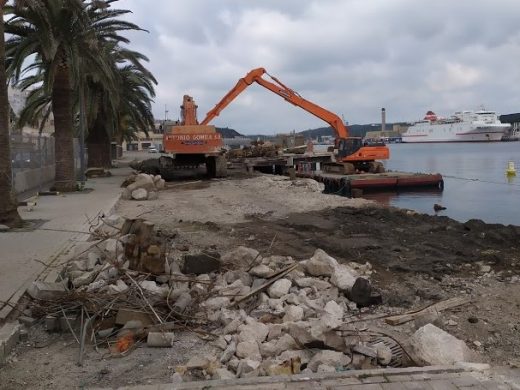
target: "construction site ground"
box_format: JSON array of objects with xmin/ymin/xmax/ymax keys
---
[{"xmin": 1, "ymin": 154, "xmax": 520, "ymax": 389}]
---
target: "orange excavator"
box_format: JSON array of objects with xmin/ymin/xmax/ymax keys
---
[
  {"xmin": 162, "ymin": 95, "xmax": 227, "ymax": 177},
  {"xmin": 201, "ymin": 68, "xmax": 389, "ymax": 174}
]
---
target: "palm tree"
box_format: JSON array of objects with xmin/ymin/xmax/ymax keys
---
[
  {"xmin": 85, "ymin": 51, "xmax": 156, "ymax": 168},
  {"xmin": 0, "ymin": 0, "xmax": 22, "ymax": 227},
  {"xmin": 6, "ymin": 1, "xmax": 154, "ymax": 174}
]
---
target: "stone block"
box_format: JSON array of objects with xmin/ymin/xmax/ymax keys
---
[
  {"xmin": 147, "ymin": 332, "xmax": 175, "ymax": 347},
  {"xmin": 27, "ymin": 281, "xmax": 67, "ymax": 300},
  {"xmin": 0, "ymin": 322, "xmax": 21, "ymax": 365}
]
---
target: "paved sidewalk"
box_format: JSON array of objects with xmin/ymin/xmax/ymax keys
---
[
  {"xmin": 0, "ymin": 166, "xmax": 130, "ymax": 320},
  {"xmin": 92, "ymin": 365, "xmax": 520, "ymax": 390}
]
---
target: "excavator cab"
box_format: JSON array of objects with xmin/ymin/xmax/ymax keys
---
[{"xmin": 336, "ymin": 138, "xmax": 364, "ymax": 159}]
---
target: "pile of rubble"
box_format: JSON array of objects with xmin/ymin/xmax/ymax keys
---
[
  {"xmin": 227, "ymin": 141, "xmax": 281, "ymax": 159},
  {"xmin": 22, "ymin": 215, "xmax": 478, "ymax": 382},
  {"xmin": 121, "ymin": 173, "xmax": 166, "ymax": 201}
]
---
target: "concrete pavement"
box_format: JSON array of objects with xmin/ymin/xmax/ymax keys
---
[
  {"xmin": 90, "ymin": 365, "xmax": 520, "ymax": 389},
  {"xmin": 0, "ymin": 165, "xmax": 130, "ymax": 320}
]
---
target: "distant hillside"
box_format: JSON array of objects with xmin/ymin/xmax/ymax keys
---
[
  {"xmin": 216, "ymin": 127, "xmax": 244, "ymax": 138},
  {"xmin": 298, "ymin": 124, "xmax": 393, "ymax": 139}
]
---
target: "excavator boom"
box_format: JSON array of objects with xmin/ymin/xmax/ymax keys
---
[{"xmin": 201, "ymin": 68, "xmax": 389, "ymax": 165}]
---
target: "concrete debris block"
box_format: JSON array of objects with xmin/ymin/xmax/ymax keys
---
[
  {"xmin": 236, "ymin": 341, "xmax": 261, "ymax": 361},
  {"xmin": 305, "ymin": 249, "xmax": 339, "ymax": 277},
  {"xmin": 182, "ymin": 251, "xmax": 221, "ymax": 274},
  {"xmin": 86, "ymin": 279, "xmax": 107, "ymax": 292},
  {"xmin": 147, "ymin": 191, "xmax": 158, "ymax": 200},
  {"xmin": 86, "ymin": 252, "xmax": 101, "ymax": 270},
  {"xmin": 221, "ymin": 246, "xmax": 260, "ymax": 267},
  {"xmin": 222, "ymin": 318, "xmax": 241, "ymax": 335},
  {"xmin": 128, "ymin": 173, "xmax": 155, "ymax": 192},
  {"xmin": 59, "ymin": 315, "xmax": 79, "ymax": 332},
  {"xmin": 260, "ymin": 334, "xmax": 297, "ymax": 358},
  {"xmin": 213, "ymin": 368, "xmax": 235, "ymax": 380},
  {"xmin": 410, "ymin": 323, "xmax": 474, "ymax": 365},
  {"xmin": 227, "ymin": 357, "xmax": 240, "ymax": 372},
  {"xmin": 104, "ymin": 238, "xmax": 123, "ymax": 257},
  {"xmin": 294, "ymin": 277, "xmax": 331, "ymax": 290},
  {"xmin": 140, "ymin": 280, "xmax": 169, "ymax": 297},
  {"xmin": 414, "ymin": 308, "xmax": 441, "ymax": 329},
  {"xmin": 115, "ymin": 309, "xmax": 153, "ymax": 326},
  {"xmin": 308, "ymin": 350, "xmax": 351, "ymax": 372},
  {"xmin": 324, "ymin": 300, "xmax": 344, "ymax": 320},
  {"xmin": 156, "ymin": 179, "xmax": 166, "ymax": 190},
  {"xmin": 330, "ymin": 264, "xmax": 358, "ymax": 291},
  {"xmin": 224, "ymin": 270, "xmax": 253, "ymax": 287},
  {"xmin": 353, "ymin": 344, "xmax": 378, "ymax": 358},
  {"xmin": 0, "ymin": 322, "xmax": 21, "ymax": 365},
  {"xmin": 27, "ymin": 281, "xmax": 67, "ymax": 300},
  {"xmin": 131, "ymin": 188, "xmax": 148, "ymax": 200},
  {"xmin": 283, "ymin": 305, "xmax": 304, "ymax": 322},
  {"xmin": 238, "ymin": 319, "xmax": 269, "ymax": 343},
  {"xmin": 236, "ymin": 359, "xmax": 260, "ymax": 378},
  {"xmin": 212, "ymin": 336, "xmax": 228, "ymax": 351},
  {"xmin": 322, "ymin": 330, "xmax": 348, "ymax": 352},
  {"xmin": 219, "ymin": 279, "xmax": 245, "ymax": 296},
  {"xmin": 72, "ymin": 271, "xmax": 98, "ymax": 288},
  {"xmin": 202, "ymin": 297, "xmax": 231, "ymax": 311},
  {"xmin": 220, "ymin": 340, "xmax": 237, "ymax": 363},
  {"xmin": 373, "ymin": 342, "xmax": 392, "ymax": 365},
  {"xmin": 171, "ymin": 372, "xmax": 183, "ymax": 384},
  {"xmin": 185, "ymin": 355, "xmax": 210, "ymax": 370},
  {"xmin": 278, "ymin": 349, "xmax": 314, "ymax": 365},
  {"xmin": 267, "ymin": 278, "xmax": 292, "ymax": 299},
  {"xmin": 249, "ymin": 264, "xmax": 274, "ymax": 278},
  {"xmin": 147, "ymin": 332, "xmax": 175, "ymax": 347},
  {"xmin": 105, "ymin": 280, "xmax": 129, "ymax": 295},
  {"xmin": 317, "ymin": 364, "xmax": 336, "ymax": 373},
  {"xmin": 287, "ymin": 322, "xmax": 315, "ymax": 346}
]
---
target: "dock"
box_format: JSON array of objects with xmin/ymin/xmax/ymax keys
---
[{"xmin": 233, "ymin": 153, "xmax": 444, "ymax": 197}]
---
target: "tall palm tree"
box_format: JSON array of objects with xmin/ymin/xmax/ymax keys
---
[
  {"xmin": 85, "ymin": 51, "xmax": 156, "ymax": 168},
  {"xmin": 0, "ymin": 0, "xmax": 22, "ymax": 227}
]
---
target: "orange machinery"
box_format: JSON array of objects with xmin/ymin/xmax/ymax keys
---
[
  {"xmin": 201, "ymin": 68, "xmax": 389, "ymax": 174},
  {"xmin": 162, "ymin": 95, "xmax": 226, "ymax": 177}
]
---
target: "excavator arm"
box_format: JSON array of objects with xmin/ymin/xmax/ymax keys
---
[
  {"xmin": 201, "ymin": 67, "xmax": 389, "ymax": 166},
  {"xmin": 201, "ymin": 68, "xmax": 349, "ymax": 139}
]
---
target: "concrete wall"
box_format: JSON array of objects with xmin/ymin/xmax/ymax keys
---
[{"xmin": 13, "ymin": 165, "xmax": 55, "ymax": 194}]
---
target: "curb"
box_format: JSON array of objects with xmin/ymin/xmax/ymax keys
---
[{"xmin": 88, "ymin": 364, "xmax": 491, "ymax": 390}]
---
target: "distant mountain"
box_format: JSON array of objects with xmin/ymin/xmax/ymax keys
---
[
  {"xmin": 298, "ymin": 124, "xmax": 391, "ymax": 139},
  {"xmin": 216, "ymin": 127, "xmax": 244, "ymax": 138}
]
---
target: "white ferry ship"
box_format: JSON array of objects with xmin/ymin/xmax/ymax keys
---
[{"xmin": 402, "ymin": 110, "xmax": 510, "ymax": 143}]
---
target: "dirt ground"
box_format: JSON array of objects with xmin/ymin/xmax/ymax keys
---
[{"xmin": 2, "ymin": 173, "xmax": 520, "ymax": 389}]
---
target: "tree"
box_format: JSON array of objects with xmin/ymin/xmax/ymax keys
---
[
  {"xmin": 0, "ymin": 0, "xmax": 22, "ymax": 227},
  {"xmin": 5, "ymin": 0, "xmax": 119, "ymax": 191}
]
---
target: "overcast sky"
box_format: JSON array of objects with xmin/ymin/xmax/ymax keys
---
[{"xmin": 121, "ymin": 0, "xmax": 520, "ymax": 135}]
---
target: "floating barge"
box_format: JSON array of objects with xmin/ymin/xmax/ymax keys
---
[{"xmin": 236, "ymin": 153, "xmax": 444, "ymax": 197}]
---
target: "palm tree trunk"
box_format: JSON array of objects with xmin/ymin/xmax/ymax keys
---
[
  {"xmin": 0, "ymin": 4, "xmax": 22, "ymax": 227},
  {"xmin": 86, "ymin": 116, "xmax": 111, "ymax": 168},
  {"xmin": 51, "ymin": 62, "xmax": 76, "ymax": 192}
]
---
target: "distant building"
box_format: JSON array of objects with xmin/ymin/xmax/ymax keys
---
[{"xmin": 123, "ymin": 131, "xmax": 164, "ymax": 151}]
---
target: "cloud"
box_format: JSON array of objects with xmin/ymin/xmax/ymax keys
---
[{"xmin": 119, "ymin": 0, "xmax": 520, "ymax": 133}]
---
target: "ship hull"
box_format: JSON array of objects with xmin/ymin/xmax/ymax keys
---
[{"xmin": 402, "ymin": 124, "xmax": 509, "ymax": 143}]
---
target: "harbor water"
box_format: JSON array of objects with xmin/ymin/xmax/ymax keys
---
[{"xmin": 362, "ymin": 142, "xmax": 520, "ymax": 225}]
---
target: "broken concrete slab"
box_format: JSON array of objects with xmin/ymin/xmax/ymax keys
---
[
  {"xmin": 267, "ymin": 278, "xmax": 292, "ymax": 299},
  {"xmin": 238, "ymin": 319, "xmax": 269, "ymax": 343},
  {"xmin": 0, "ymin": 322, "xmax": 21, "ymax": 365},
  {"xmin": 330, "ymin": 264, "xmax": 358, "ymax": 291},
  {"xmin": 410, "ymin": 323, "xmax": 474, "ymax": 365},
  {"xmin": 221, "ymin": 246, "xmax": 260, "ymax": 268},
  {"xmin": 307, "ymin": 349, "xmax": 351, "ymax": 372},
  {"xmin": 304, "ymin": 249, "xmax": 338, "ymax": 277},
  {"xmin": 27, "ymin": 281, "xmax": 67, "ymax": 301},
  {"xmin": 147, "ymin": 332, "xmax": 175, "ymax": 347},
  {"xmin": 236, "ymin": 341, "xmax": 261, "ymax": 361}
]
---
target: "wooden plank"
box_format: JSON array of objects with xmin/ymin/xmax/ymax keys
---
[{"xmin": 385, "ymin": 296, "xmax": 472, "ymax": 326}]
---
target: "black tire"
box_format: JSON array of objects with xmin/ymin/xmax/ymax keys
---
[{"xmin": 206, "ymin": 156, "xmax": 216, "ymax": 177}]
